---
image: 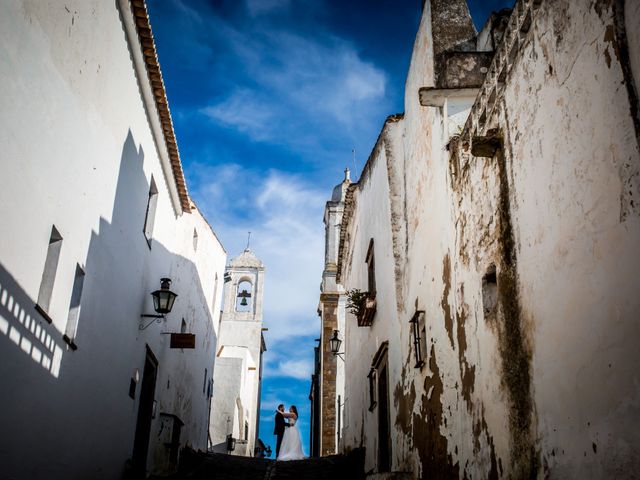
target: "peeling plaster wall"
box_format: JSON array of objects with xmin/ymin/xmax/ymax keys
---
[
  {"xmin": 339, "ymin": 122, "xmax": 403, "ymax": 474},
  {"xmin": 333, "ymin": 0, "xmax": 640, "ymax": 478},
  {"xmin": 480, "ymin": 1, "xmax": 640, "ymax": 476}
]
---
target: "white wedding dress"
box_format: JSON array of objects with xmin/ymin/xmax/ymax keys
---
[{"xmin": 277, "ymin": 416, "xmax": 305, "ymax": 461}]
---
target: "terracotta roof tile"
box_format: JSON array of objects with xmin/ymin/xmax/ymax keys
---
[{"xmin": 130, "ymin": 0, "xmax": 191, "ymax": 213}]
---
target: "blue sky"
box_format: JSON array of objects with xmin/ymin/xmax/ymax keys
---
[{"xmin": 147, "ymin": 0, "xmax": 512, "ymax": 457}]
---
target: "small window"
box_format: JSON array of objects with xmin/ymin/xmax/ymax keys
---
[
  {"xmin": 36, "ymin": 225, "xmax": 63, "ymax": 320},
  {"xmin": 203, "ymin": 368, "xmax": 208, "ymax": 394},
  {"xmin": 63, "ymin": 264, "xmax": 85, "ymax": 349},
  {"xmin": 181, "ymin": 318, "xmax": 187, "ymax": 333},
  {"xmin": 482, "ymin": 265, "xmax": 498, "ymax": 319},
  {"xmin": 410, "ymin": 310, "xmax": 427, "ymax": 368},
  {"xmin": 193, "ymin": 228, "xmax": 198, "ymax": 251},
  {"xmin": 128, "ymin": 378, "xmax": 137, "ymax": 399},
  {"xmin": 366, "ymin": 239, "xmax": 376, "ymax": 296},
  {"xmin": 368, "ymin": 368, "xmax": 377, "ymax": 411},
  {"xmin": 143, "ymin": 176, "xmax": 159, "ymax": 245},
  {"xmin": 244, "ymin": 421, "xmax": 249, "ymax": 441}
]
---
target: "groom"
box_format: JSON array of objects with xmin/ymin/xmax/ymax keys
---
[{"xmin": 273, "ymin": 404, "xmax": 288, "ymax": 458}]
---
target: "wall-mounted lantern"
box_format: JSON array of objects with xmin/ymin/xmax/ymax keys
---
[
  {"xmin": 329, "ymin": 329, "xmax": 345, "ymax": 361},
  {"xmin": 140, "ymin": 278, "xmax": 178, "ymax": 330},
  {"xmin": 409, "ymin": 310, "xmax": 427, "ymax": 369},
  {"xmin": 223, "ymin": 272, "xmax": 232, "ymax": 283},
  {"xmin": 151, "ymin": 278, "xmax": 178, "ymax": 314}
]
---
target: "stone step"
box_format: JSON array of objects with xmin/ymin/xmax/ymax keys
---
[
  {"xmin": 366, "ymin": 473, "xmax": 414, "ymax": 480},
  {"xmin": 150, "ymin": 447, "xmax": 366, "ymax": 479}
]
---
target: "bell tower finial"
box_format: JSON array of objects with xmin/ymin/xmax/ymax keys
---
[{"xmin": 245, "ymin": 231, "xmax": 251, "ymax": 251}]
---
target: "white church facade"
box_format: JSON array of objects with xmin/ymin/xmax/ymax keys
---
[
  {"xmin": 0, "ymin": 0, "xmax": 227, "ymax": 478},
  {"xmin": 209, "ymin": 249, "xmax": 267, "ymax": 457}
]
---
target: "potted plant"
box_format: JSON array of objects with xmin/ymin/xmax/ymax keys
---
[{"xmin": 346, "ymin": 288, "xmax": 377, "ymax": 327}]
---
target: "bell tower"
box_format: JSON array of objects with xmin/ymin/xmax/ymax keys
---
[
  {"xmin": 313, "ymin": 168, "xmax": 350, "ymax": 456},
  {"xmin": 209, "ymin": 247, "xmax": 267, "ymax": 457},
  {"xmin": 221, "ymin": 247, "xmax": 265, "ymax": 322}
]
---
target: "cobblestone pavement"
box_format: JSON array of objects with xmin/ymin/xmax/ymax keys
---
[{"xmin": 152, "ymin": 448, "xmax": 366, "ymax": 480}]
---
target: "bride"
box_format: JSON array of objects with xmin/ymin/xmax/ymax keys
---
[{"xmin": 277, "ymin": 405, "xmax": 305, "ymax": 461}]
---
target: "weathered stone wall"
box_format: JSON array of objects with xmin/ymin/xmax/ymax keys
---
[
  {"xmin": 338, "ymin": 119, "xmax": 405, "ymax": 473},
  {"xmin": 320, "ymin": 294, "xmax": 339, "ymax": 455},
  {"xmin": 333, "ymin": 0, "xmax": 640, "ymax": 478},
  {"xmin": 461, "ymin": 1, "xmax": 640, "ymax": 476},
  {"xmin": 318, "ymin": 176, "xmax": 349, "ymax": 456}
]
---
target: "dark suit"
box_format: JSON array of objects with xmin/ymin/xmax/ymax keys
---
[{"xmin": 274, "ymin": 410, "xmax": 287, "ymax": 457}]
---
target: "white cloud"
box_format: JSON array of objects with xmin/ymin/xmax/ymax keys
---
[
  {"xmin": 199, "ymin": 20, "xmax": 389, "ymax": 149},
  {"xmin": 189, "ymin": 167, "xmax": 326, "ymax": 343},
  {"xmin": 200, "ymin": 90, "xmax": 276, "ymax": 142},
  {"xmin": 264, "ymin": 358, "xmax": 314, "ymax": 380}
]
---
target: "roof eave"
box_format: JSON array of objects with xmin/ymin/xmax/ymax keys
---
[{"xmin": 119, "ymin": 0, "xmax": 191, "ymax": 213}]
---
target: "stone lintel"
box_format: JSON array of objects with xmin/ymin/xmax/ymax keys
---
[{"xmin": 419, "ymin": 87, "xmax": 479, "ymax": 107}]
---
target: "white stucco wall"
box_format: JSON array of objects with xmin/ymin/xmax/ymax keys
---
[
  {"xmin": 209, "ymin": 356, "xmax": 245, "ymax": 452},
  {"xmin": 209, "ymin": 250, "xmax": 265, "ymax": 457},
  {"xmin": 0, "ymin": 1, "xmax": 226, "ymax": 478},
  {"xmin": 339, "ymin": 125, "xmax": 404, "ymax": 473}
]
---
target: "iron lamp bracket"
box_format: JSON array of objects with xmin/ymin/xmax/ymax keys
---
[{"xmin": 139, "ymin": 314, "xmax": 165, "ymax": 330}]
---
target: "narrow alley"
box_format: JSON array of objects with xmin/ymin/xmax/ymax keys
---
[{"xmin": 1, "ymin": 0, "xmax": 639, "ymax": 478}]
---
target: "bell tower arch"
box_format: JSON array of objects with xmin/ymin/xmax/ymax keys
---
[{"xmin": 221, "ymin": 249, "xmax": 265, "ymax": 322}]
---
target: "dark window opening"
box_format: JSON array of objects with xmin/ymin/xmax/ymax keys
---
[
  {"xmin": 370, "ymin": 341, "xmax": 391, "ymax": 472},
  {"xmin": 36, "ymin": 225, "xmax": 63, "ymax": 320},
  {"xmin": 482, "ymin": 265, "xmax": 498, "ymax": 318},
  {"xmin": 366, "ymin": 239, "xmax": 376, "ymax": 296},
  {"xmin": 368, "ymin": 368, "xmax": 377, "ymax": 411},
  {"xmin": 203, "ymin": 368, "xmax": 207, "ymax": 394},
  {"xmin": 143, "ymin": 176, "xmax": 159, "ymax": 246},
  {"xmin": 129, "ymin": 378, "xmax": 137, "ymax": 399},
  {"xmin": 63, "ymin": 264, "xmax": 85, "ymax": 349}
]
